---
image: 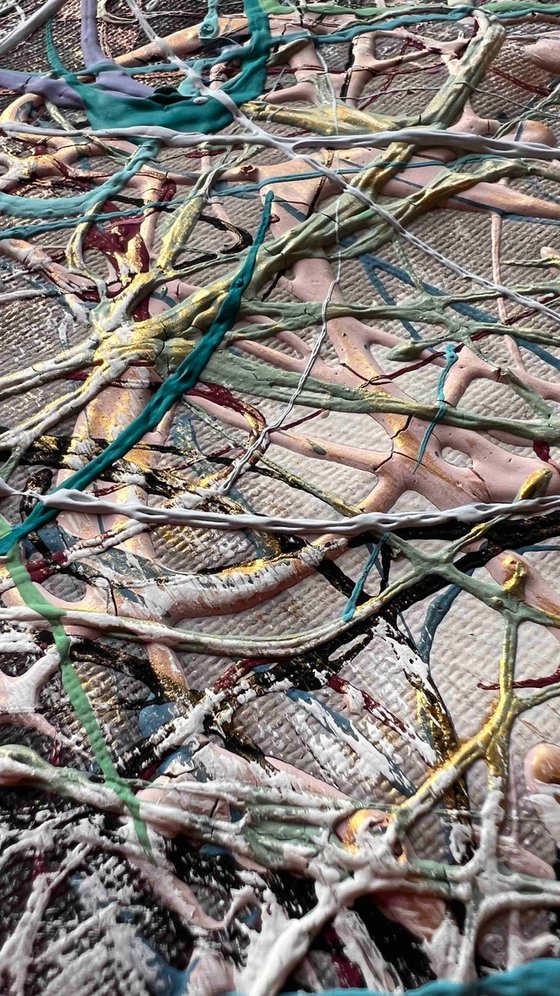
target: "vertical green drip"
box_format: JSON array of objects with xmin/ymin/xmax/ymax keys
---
[{"xmin": 2, "ymin": 518, "xmax": 152, "ymax": 857}]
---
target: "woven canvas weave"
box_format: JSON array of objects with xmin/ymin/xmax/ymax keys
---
[{"xmin": 0, "ymin": 1, "xmax": 560, "ymax": 994}]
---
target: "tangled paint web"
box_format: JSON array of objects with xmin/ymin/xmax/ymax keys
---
[{"xmin": 6, "ymin": 0, "xmax": 560, "ymax": 992}]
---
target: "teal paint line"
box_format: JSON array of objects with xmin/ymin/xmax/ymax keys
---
[
  {"xmin": 418, "ymin": 582, "xmax": 466, "ymax": 665},
  {"xmin": 42, "ymin": 0, "xmax": 556, "ymax": 137},
  {"xmin": 3, "ymin": 524, "xmax": 153, "ymax": 857},
  {"xmin": 0, "ymin": 140, "xmax": 158, "ymax": 220},
  {"xmin": 199, "ymin": 0, "xmax": 220, "ymax": 39},
  {"xmin": 36, "ymin": 0, "xmax": 560, "ymax": 138},
  {"xmin": 266, "ymin": 3, "xmax": 560, "ymax": 47},
  {"xmin": 45, "ymin": 0, "xmax": 272, "ymax": 134},
  {"xmin": 265, "ymin": 955, "xmax": 560, "ymax": 995},
  {"xmin": 415, "ymin": 343, "xmax": 458, "ymax": 470},
  {"xmin": 357, "ymin": 254, "xmax": 424, "ymax": 342},
  {"xmin": 4, "ymin": 183, "xmax": 558, "ymax": 243},
  {"xmin": 342, "ymin": 534, "xmax": 389, "ymax": 623},
  {"xmin": 265, "ymin": 8, "xmax": 485, "ymax": 47},
  {"xmin": 0, "ymin": 192, "xmax": 273, "ymax": 556},
  {"xmin": 45, "ymin": 17, "xmax": 71, "ymax": 76},
  {"xmin": 219, "ymin": 155, "xmax": 511, "ymax": 199},
  {"xmin": 217, "ymin": 167, "xmax": 361, "ymax": 197},
  {"xmin": 221, "ymin": 151, "xmax": 553, "ymax": 196},
  {"xmin": 0, "ymin": 198, "xmax": 180, "ymax": 242},
  {"xmin": 0, "ymin": 169, "xmax": 353, "ymax": 242},
  {"xmin": 268, "ymin": 9, "xmax": 472, "ymax": 45},
  {"xmin": 519, "ymin": 544, "xmax": 560, "ymax": 552}
]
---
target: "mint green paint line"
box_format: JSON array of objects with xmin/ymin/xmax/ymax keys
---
[
  {"xmin": 0, "ymin": 140, "xmax": 158, "ymax": 220},
  {"xmin": 0, "ymin": 517, "xmax": 152, "ymax": 856},
  {"xmin": 0, "ymin": 192, "xmax": 273, "ymax": 555},
  {"xmin": 342, "ymin": 534, "xmax": 389, "ymax": 623},
  {"xmin": 484, "ymin": 0, "xmax": 560, "ymax": 12},
  {"xmin": 58, "ymin": 662, "xmax": 152, "ymax": 856},
  {"xmin": 46, "ymin": 0, "xmax": 272, "ymax": 134},
  {"xmin": 415, "ymin": 343, "xmax": 458, "ymax": 470}
]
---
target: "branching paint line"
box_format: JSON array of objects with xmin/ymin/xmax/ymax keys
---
[
  {"xmin": 0, "ymin": 139, "xmax": 159, "ymax": 220},
  {"xmin": 0, "ymin": 193, "xmax": 273, "ymax": 555},
  {"xmin": 33, "ymin": 10, "xmax": 560, "ymax": 335},
  {"xmin": 273, "ymin": 955, "xmax": 560, "ymax": 994},
  {"xmin": 342, "ymin": 535, "xmax": 388, "ymax": 622}
]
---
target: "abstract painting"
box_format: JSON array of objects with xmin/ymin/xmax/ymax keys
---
[{"xmin": 1, "ymin": 0, "xmax": 560, "ymax": 993}]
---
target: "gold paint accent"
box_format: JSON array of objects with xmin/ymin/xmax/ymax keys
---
[{"xmin": 501, "ymin": 556, "xmax": 527, "ymax": 597}]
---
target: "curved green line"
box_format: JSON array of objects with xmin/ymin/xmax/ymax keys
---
[
  {"xmin": 0, "ymin": 191, "xmax": 273, "ymax": 555},
  {"xmin": 1, "ymin": 517, "xmax": 152, "ymax": 856}
]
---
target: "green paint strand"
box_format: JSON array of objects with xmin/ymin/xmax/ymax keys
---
[
  {"xmin": 0, "ymin": 192, "xmax": 273, "ymax": 554},
  {"xmin": 48, "ymin": 0, "xmax": 272, "ymax": 134},
  {"xmin": 1, "ymin": 518, "xmax": 152, "ymax": 856}
]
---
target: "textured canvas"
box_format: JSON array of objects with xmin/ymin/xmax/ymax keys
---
[{"xmin": 1, "ymin": 0, "xmax": 560, "ymax": 994}]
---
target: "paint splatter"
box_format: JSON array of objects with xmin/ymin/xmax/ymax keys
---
[{"xmin": 0, "ymin": 1, "xmax": 559, "ymax": 993}]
